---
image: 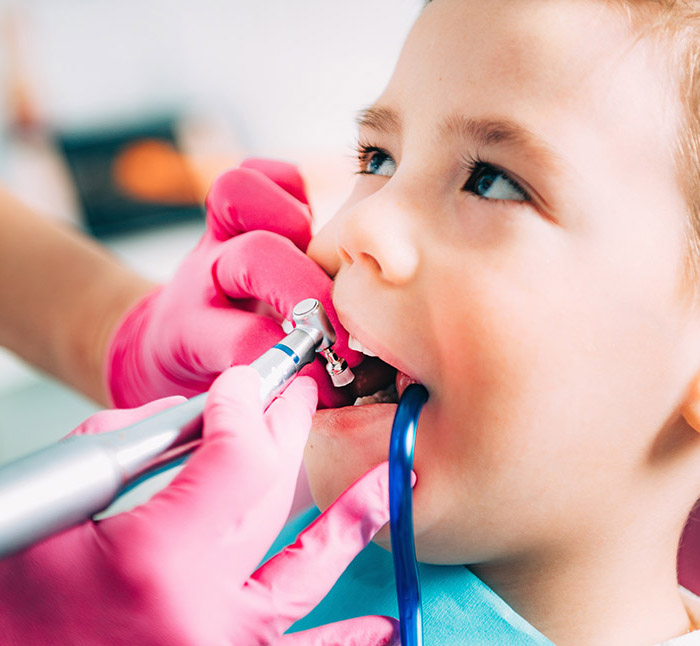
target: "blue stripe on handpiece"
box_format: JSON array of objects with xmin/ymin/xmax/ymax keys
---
[{"xmin": 273, "ymin": 343, "xmax": 300, "ymax": 364}]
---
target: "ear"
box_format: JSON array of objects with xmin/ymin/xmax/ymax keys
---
[{"xmin": 682, "ymin": 371, "xmax": 700, "ymax": 433}]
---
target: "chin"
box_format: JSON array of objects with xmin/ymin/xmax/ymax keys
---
[
  {"xmin": 303, "ymin": 402, "xmax": 397, "ymax": 508},
  {"xmin": 304, "ymin": 397, "xmax": 438, "ymax": 559}
]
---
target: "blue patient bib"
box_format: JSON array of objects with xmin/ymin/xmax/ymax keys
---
[{"xmin": 265, "ymin": 507, "xmax": 555, "ymax": 646}]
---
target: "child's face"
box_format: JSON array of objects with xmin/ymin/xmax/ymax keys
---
[{"xmin": 304, "ymin": 0, "xmax": 700, "ymax": 565}]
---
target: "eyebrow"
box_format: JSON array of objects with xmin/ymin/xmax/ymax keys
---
[
  {"xmin": 356, "ymin": 106, "xmax": 402, "ymax": 135},
  {"xmin": 356, "ymin": 105, "xmax": 563, "ymax": 170}
]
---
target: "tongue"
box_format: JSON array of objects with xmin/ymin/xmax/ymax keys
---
[
  {"xmin": 396, "ymin": 371, "xmax": 419, "ymax": 399},
  {"xmin": 353, "ymin": 383, "xmax": 398, "ymax": 406},
  {"xmin": 344, "ymin": 356, "xmax": 397, "ymax": 401}
]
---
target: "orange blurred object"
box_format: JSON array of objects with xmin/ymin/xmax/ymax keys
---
[{"xmin": 112, "ymin": 138, "xmax": 202, "ymax": 205}]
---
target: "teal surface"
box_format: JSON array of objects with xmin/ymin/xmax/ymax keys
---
[{"xmin": 266, "ymin": 507, "xmax": 556, "ymax": 645}]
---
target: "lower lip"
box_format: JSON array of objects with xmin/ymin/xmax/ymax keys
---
[{"xmin": 311, "ymin": 401, "xmax": 398, "ymax": 438}]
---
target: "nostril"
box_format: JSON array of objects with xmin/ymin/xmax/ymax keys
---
[
  {"xmin": 339, "ymin": 246, "xmax": 353, "ymax": 265},
  {"xmin": 359, "ymin": 252, "xmax": 382, "ymax": 275}
]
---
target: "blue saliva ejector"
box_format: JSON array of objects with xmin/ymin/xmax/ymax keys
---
[
  {"xmin": 389, "ymin": 382, "xmax": 429, "ymax": 646},
  {"xmin": 0, "ymin": 298, "xmax": 353, "ymax": 559}
]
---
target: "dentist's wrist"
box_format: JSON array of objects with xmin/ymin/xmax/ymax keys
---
[{"xmin": 103, "ymin": 284, "xmax": 161, "ymax": 408}]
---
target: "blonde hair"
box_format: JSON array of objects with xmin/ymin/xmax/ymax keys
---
[{"xmin": 613, "ymin": 1, "xmax": 700, "ymax": 280}]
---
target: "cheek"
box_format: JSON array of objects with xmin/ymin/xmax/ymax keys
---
[{"xmin": 434, "ymin": 251, "xmax": 689, "ymax": 502}]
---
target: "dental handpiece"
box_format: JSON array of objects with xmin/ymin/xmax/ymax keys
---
[{"xmin": 0, "ymin": 298, "xmax": 353, "ymax": 559}]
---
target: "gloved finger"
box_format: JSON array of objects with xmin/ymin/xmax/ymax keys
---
[
  {"xmin": 195, "ymin": 374, "xmax": 318, "ymax": 578},
  {"xmin": 182, "ymin": 306, "xmax": 289, "ymax": 379},
  {"xmin": 242, "ymin": 462, "xmax": 391, "ymax": 634},
  {"xmin": 279, "ymin": 616, "xmax": 400, "ymax": 646},
  {"xmin": 205, "ymin": 168, "xmax": 312, "ymax": 250},
  {"xmin": 240, "ymin": 157, "xmax": 309, "ymax": 206},
  {"xmin": 214, "ymin": 230, "xmax": 363, "ymax": 369},
  {"xmin": 66, "ymin": 396, "xmax": 186, "ymax": 438},
  {"xmin": 141, "ymin": 367, "xmax": 282, "ymax": 516},
  {"xmin": 115, "ymin": 368, "xmax": 316, "ymax": 581},
  {"xmin": 263, "ymin": 376, "xmax": 318, "ymax": 451}
]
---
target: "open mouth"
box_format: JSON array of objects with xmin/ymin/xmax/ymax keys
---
[
  {"xmin": 308, "ymin": 330, "xmax": 422, "ymax": 445},
  {"xmin": 343, "ymin": 335, "xmax": 419, "ymax": 407}
]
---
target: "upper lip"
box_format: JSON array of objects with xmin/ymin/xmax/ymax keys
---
[{"xmin": 336, "ymin": 307, "xmax": 419, "ymax": 384}]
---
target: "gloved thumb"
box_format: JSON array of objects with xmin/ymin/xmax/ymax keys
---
[
  {"xmin": 279, "ymin": 616, "xmax": 400, "ymax": 646},
  {"xmin": 241, "ymin": 462, "xmax": 392, "ymax": 635},
  {"xmin": 205, "ymin": 168, "xmax": 312, "ymax": 250},
  {"xmin": 240, "ymin": 157, "xmax": 310, "ymax": 206}
]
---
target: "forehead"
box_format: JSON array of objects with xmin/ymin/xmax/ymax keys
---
[{"xmin": 379, "ymin": 0, "xmax": 676, "ymax": 165}]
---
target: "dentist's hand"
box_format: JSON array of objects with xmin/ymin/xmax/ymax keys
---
[
  {"xmin": 0, "ymin": 367, "xmax": 397, "ymax": 646},
  {"xmin": 106, "ymin": 158, "xmax": 361, "ymax": 410}
]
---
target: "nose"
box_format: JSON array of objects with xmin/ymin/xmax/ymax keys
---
[{"xmin": 337, "ymin": 190, "xmax": 420, "ymax": 285}]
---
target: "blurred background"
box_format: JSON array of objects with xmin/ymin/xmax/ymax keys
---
[{"xmin": 0, "ymin": 0, "xmax": 420, "ymax": 464}]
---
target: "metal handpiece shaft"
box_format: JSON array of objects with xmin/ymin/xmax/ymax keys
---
[{"xmin": 0, "ymin": 303, "xmax": 330, "ymax": 559}]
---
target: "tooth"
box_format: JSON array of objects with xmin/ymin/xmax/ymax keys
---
[
  {"xmin": 348, "ymin": 335, "xmax": 363, "ymax": 352},
  {"xmin": 348, "ymin": 335, "xmax": 378, "ymax": 357}
]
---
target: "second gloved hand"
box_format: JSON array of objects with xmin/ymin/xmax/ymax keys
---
[
  {"xmin": 0, "ymin": 367, "xmax": 398, "ymax": 646},
  {"xmin": 106, "ymin": 159, "xmax": 361, "ymax": 410}
]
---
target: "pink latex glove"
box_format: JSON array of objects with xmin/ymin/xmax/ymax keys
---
[
  {"xmin": 106, "ymin": 158, "xmax": 362, "ymax": 410},
  {"xmin": 0, "ymin": 367, "xmax": 398, "ymax": 646}
]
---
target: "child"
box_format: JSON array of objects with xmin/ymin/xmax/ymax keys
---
[{"xmin": 266, "ymin": 0, "xmax": 700, "ymax": 643}]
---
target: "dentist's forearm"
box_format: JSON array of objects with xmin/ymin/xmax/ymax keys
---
[{"xmin": 0, "ymin": 187, "xmax": 154, "ymax": 405}]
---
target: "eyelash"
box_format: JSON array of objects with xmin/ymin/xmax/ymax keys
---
[
  {"xmin": 460, "ymin": 154, "xmax": 531, "ymax": 203},
  {"xmin": 355, "ymin": 142, "xmax": 389, "ymax": 175},
  {"xmin": 354, "ymin": 141, "xmax": 531, "ymax": 204}
]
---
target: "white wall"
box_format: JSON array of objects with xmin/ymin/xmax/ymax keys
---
[{"xmin": 0, "ymin": 0, "xmax": 420, "ymax": 154}]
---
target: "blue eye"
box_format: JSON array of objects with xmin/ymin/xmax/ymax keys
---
[
  {"xmin": 355, "ymin": 147, "xmax": 530, "ymax": 204},
  {"xmin": 464, "ymin": 162, "xmax": 529, "ymax": 202},
  {"xmin": 357, "ymin": 146, "xmax": 397, "ymax": 177}
]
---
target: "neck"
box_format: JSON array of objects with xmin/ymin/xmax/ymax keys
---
[{"xmin": 471, "ymin": 523, "xmax": 690, "ymax": 646}]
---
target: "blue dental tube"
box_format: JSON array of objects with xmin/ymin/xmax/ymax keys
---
[{"xmin": 389, "ymin": 383, "xmax": 429, "ymax": 646}]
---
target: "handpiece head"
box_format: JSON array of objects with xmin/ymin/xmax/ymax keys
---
[
  {"xmin": 292, "ymin": 298, "xmax": 355, "ymax": 387},
  {"xmin": 292, "ymin": 298, "xmax": 336, "ymax": 351}
]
